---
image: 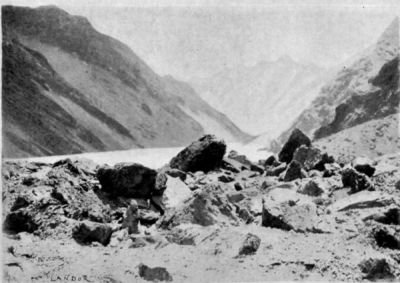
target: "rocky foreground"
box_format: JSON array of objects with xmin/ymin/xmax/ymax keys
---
[{"xmin": 2, "ymin": 132, "xmax": 400, "ymax": 282}]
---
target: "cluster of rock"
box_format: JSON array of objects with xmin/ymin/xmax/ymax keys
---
[{"xmin": 3, "ymin": 131, "xmax": 400, "ymax": 281}]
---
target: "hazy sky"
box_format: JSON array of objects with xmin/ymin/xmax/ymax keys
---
[{"xmin": 5, "ymin": 0, "xmax": 400, "ymax": 80}]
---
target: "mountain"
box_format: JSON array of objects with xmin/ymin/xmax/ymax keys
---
[
  {"xmin": 271, "ymin": 17, "xmax": 399, "ymax": 152},
  {"xmin": 314, "ymin": 113, "xmax": 400, "ymax": 163},
  {"xmin": 2, "ymin": 5, "xmax": 250, "ymax": 158},
  {"xmin": 161, "ymin": 76, "xmax": 253, "ymax": 143},
  {"xmin": 191, "ymin": 56, "xmax": 327, "ymax": 140}
]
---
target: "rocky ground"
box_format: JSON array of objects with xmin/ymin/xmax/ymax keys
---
[{"xmin": 2, "ymin": 132, "xmax": 400, "ymax": 282}]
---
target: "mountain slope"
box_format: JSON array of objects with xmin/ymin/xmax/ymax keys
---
[
  {"xmin": 314, "ymin": 113, "xmax": 400, "ymax": 163},
  {"xmin": 271, "ymin": 17, "xmax": 399, "ymax": 151},
  {"xmin": 2, "ymin": 5, "xmax": 249, "ymax": 158},
  {"xmin": 314, "ymin": 56, "xmax": 399, "ymax": 139},
  {"xmin": 162, "ymin": 76, "xmax": 253, "ymax": 143},
  {"xmin": 192, "ymin": 56, "xmax": 327, "ymax": 138}
]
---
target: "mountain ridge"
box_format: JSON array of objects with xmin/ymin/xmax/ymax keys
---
[{"xmin": 2, "ymin": 5, "xmax": 250, "ymax": 158}]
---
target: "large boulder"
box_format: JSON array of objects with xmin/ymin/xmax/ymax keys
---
[
  {"xmin": 72, "ymin": 220, "xmax": 113, "ymax": 246},
  {"xmin": 341, "ymin": 167, "xmax": 374, "ymax": 194},
  {"xmin": 4, "ymin": 209, "xmax": 39, "ymax": 233},
  {"xmin": 353, "ymin": 157, "xmax": 376, "ymax": 177},
  {"xmin": 97, "ymin": 163, "xmax": 157, "ymax": 198},
  {"xmin": 158, "ymin": 184, "xmax": 238, "ymax": 229},
  {"xmin": 293, "ymin": 145, "xmax": 334, "ymax": 171},
  {"xmin": 169, "ymin": 135, "xmax": 226, "ymax": 173},
  {"xmin": 278, "ymin": 129, "xmax": 311, "ymax": 163},
  {"xmin": 283, "ymin": 161, "xmax": 303, "ymax": 182},
  {"xmin": 261, "ymin": 188, "xmax": 320, "ymax": 233},
  {"xmin": 162, "ymin": 176, "xmax": 192, "ymax": 210}
]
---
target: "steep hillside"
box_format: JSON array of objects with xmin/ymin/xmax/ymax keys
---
[
  {"xmin": 314, "ymin": 56, "xmax": 399, "ymax": 139},
  {"xmin": 272, "ymin": 17, "xmax": 399, "ymax": 151},
  {"xmin": 192, "ymin": 56, "xmax": 327, "ymax": 137},
  {"xmin": 314, "ymin": 114, "xmax": 400, "ymax": 163},
  {"xmin": 162, "ymin": 76, "xmax": 253, "ymax": 143},
  {"xmin": 2, "ymin": 5, "xmax": 249, "ymax": 158}
]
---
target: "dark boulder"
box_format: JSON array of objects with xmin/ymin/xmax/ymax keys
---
[
  {"xmin": 221, "ymin": 158, "xmax": 242, "ymax": 173},
  {"xmin": 341, "ymin": 167, "xmax": 374, "ymax": 194},
  {"xmin": 238, "ymin": 233, "xmax": 261, "ymax": 256},
  {"xmin": 138, "ymin": 264, "xmax": 173, "ymax": 282},
  {"xmin": 359, "ymin": 258, "xmax": 395, "ymax": 281},
  {"xmin": 264, "ymin": 155, "xmax": 278, "ymax": 167},
  {"xmin": 353, "ymin": 157, "xmax": 376, "ymax": 177},
  {"xmin": 250, "ymin": 164, "xmax": 264, "ymax": 174},
  {"xmin": 278, "ymin": 129, "xmax": 311, "ymax": 163},
  {"xmin": 293, "ymin": 145, "xmax": 333, "ymax": 171},
  {"xmin": 373, "ymin": 227, "xmax": 400, "ymax": 250},
  {"xmin": 72, "ymin": 220, "xmax": 113, "ymax": 246},
  {"xmin": 218, "ymin": 174, "xmax": 235, "ymax": 183},
  {"xmin": 4, "ymin": 209, "xmax": 39, "ymax": 233},
  {"xmin": 169, "ymin": 135, "xmax": 226, "ymax": 173},
  {"xmin": 97, "ymin": 163, "xmax": 157, "ymax": 198},
  {"xmin": 283, "ymin": 161, "xmax": 303, "ymax": 182},
  {"xmin": 298, "ymin": 179, "xmax": 325, "ymax": 197},
  {"xmin": 228, "ymin": 150, "xmax": 252, "ymax": 166}
]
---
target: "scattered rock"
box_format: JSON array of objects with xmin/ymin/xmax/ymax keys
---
[
  {"xmin": 221, "ymin": 158, "xmax": 242, "ymax": 173},
  {"xmin": 293, "ymin": 146, "xmax": 322, "ymax": 171},
  {"xmin": 164, "ymin": 167, "xmax": 186, "ymax": 181},
  {"xmin": 284, "ymin": 161, "xmax": 303, "ymax": 182},
  {"xmin": 359, "ymin": 258, "xmax": 395, "ymax": 280},
  {"xmin": 373, "ymin": 227, "xmax": 400, "ymax": 250},
  {"xmin": 298, "ymin": 179, "xmax": 325, "ymax": 197},
  {"xmin": 237, "ymin": 207, "xmax": 255, "ymax": 224},
  {"xmin": 329, "ymin": 191, "xmax": 395, "ymax": 212},
  {"xmin": 323, "ymin": 163, "xmax": 341, "ymax": 177},
  {"xmin": 234, "ymin": 182, "xmax": 244, "ymax": 191},
  {"xmin": 353, "ymin": 157, "xmax": 376, "ymax": 177},
  {"xmin": 278, "ymin": 128, "xmax": 311, "ymax": 163},
  {"xmin": 264, "ymin": 155, "xmax": 278, "ymax": 167},
  {"xmin": 228, "ymin": 150, "xmax": 252, "ymax": 166},
  {"xmin": 250, "ymin": 164, "xmax": 264, "ymax": 174},
  {"xmin": 138, "ymin": 264, "xmax": 173, "ymax": 282},
  {"xmin": 227, "ymin": 193, "xmax": 245, "ymax": 203},
  {"xmin": 261, "ymin": 178, "xmax": 279, "ymax": 189},
  {"xmin": 4, "ymin": 209, "xmax": 39, "ymax": 233},
  {"xmin": 395, "ymin": 180, "xmax": 400, "ymax": 190},
  {"xmin": 266, "ymin": 163, "xmax": 287, "ymax": 177},
  {"xmin": 341, "ymin": 167, "xmax": 374, "ymax": 194},
  {"xmin": 139, "ymin": 210, "xmax": 160, "ymax": 225},
  {"xmin": 169, "ymin": 135, "xmax": 226, "ymax": 173},
  {"xmin": 97, "ymin": 163, "xmax": 157, "ymax": 198},
  {"xmin": 238, "ymin": 233, "xmax": 261, "ymax": 255},
  {"xmin": 218, "ymin": 174, "xmax": 235, "ymax": 183},
  {"xmin": 261, "ymin": 189, "xmax": 319, "ymax": 232},
  {"xmin": 72, "ymin": 220, "xmax": 113, "ymax": 246},
  {"xmin": 158, "ymin": 184, "xmax": 238, "ymax": 228},
  {"xmin": 364, "ymin": 207, "xmax": 400, "ymax": 225}
]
